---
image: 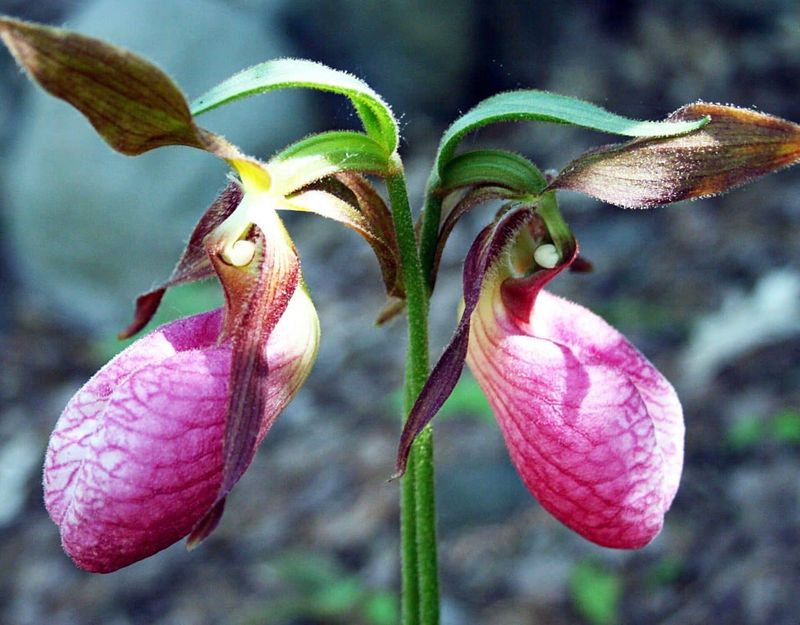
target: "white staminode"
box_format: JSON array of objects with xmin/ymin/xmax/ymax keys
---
[
  {"xmin": 227, "ymin": 240, "xmax": 256, "ymax": 266},
  {"xmin": 534, "ymin": 243, "xmax": 560, "ymax": 269},
  {"xmin": 217, "ymin": 188, "xmax": 279, "ymax": 266}
]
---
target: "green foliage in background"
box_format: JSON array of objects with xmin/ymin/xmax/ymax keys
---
[
  {"xmin": 646, "ymin": 556, "xmax": 685, "ymax": 588},
  {"xmin": 595, "ymin": 297, "xmax": 687, "ymax": 335},
  {"xmin": 726, "ymin": 409, "xmax": 800, "ymax": 450},
  {"xmin": 241, "ymin": 552, "xmax": 398, "ymax": 625},
  {"xmin": 569, "ymin": 561, "xmax": 622, "ymax": 625}
]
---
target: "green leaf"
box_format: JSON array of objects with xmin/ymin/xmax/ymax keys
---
[
  {"xmin": 436, "ymin": 90, "xmax": 709, "ymax": 175},
  {"xmin": 439, "ymin": 149, "xmax": 547, "ymax": 194},
  {"xmin": 569, "ymin": 561, "xmax": 622, "ymax": 625},
  {"xmin": 269, "ymin": 131, "xmax": 391, "ymax": 193},
  {"xmin": 315, "ymin": 579, "xmax": 363, "ymax": 615},
  {"xmin": 272, "ymin": 552, "xmax": 341, "ymax": 587},
  {"xmin": 647, "ymin": 556, "xmax": 685, "ymax": 587},
  {"xmin": 190, "ymin": 58, "xmax": 398, "ymax": 153}
]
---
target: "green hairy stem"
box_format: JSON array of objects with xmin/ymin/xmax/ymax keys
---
[{"xmin": 386, "ymin": 163, "xmax": 440, "ymax": 625}]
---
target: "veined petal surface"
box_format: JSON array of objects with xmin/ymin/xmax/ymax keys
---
[
  {"xmin": 44, "ymin": 286, "xmax": 319, "ymax": 572},
  {"xmin": 467, "ymin": 288, "xmax": 683, "ymax": 548}
]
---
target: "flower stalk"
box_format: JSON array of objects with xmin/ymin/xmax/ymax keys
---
[{"xmin": 385, "ymin": 163, "xmax": 440, "ymax": 625}]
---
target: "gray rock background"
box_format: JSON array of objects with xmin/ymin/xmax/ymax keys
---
[{"xmin": 1, "ymin": 1, "xmax": 799, "ymax": 624}]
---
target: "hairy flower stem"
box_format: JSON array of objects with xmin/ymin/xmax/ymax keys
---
[
  {"xmin": 410, "ymin": 426, "xmax": 437, "ymax": 619},
  {"xmin": 400, "ymin": 450, "xmax": 420, "ymax": 625},
  {"xmin": 418, "ymin": 180, "xmax": 443, "ymax": 292},
  {"xmin": 386, "ymin": 163, "xmax": 440, "ymax": 625}
]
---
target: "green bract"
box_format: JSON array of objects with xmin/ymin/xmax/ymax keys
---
[
  {"xmin": 438, "ymin": 149, "xmax": 547, "ymax": 195},
  {"xmin": 434, "ymin": 89, "xmax": 710, "ymax": 176},
  {"xmin": 269, "ymin": 131, "xmax": 392, "ymax": 194},
  {"xmin": 417, "ymin": 91, "xmax": 710, "ymax": 287},
  {"xmin": 191, "ymin": 58, "xmax": 399, "ymax": 155}
]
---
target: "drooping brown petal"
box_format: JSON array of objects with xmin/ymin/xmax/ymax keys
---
[
  {"xmin": 186, "ymin": 499, "xmax": 226, "ymax": 550},
  {"xmin": 335, "ymin": 172, "xmax": 403, "ymax": 300},
  {"xmin": 549, "ymin": 103, "xmax": 800, "ymax": 208},
  {"xmin": 334, "ymin": 172, "xmax": 399, "ymax": 277},
  {"xmin": 427, "ymin": 186, "xmax": 520, "ymax": 289},
  {"xmin": 287, "ymin": 174, "xmax": 404, "ymax": 299},
  {"xmin": 378, "ymin": 185, "xmax": 517, "ymax": 326},
  {"xmin": 206, "ymin": 214, "xmax": 300, "ymax": 499},
  {"xmin": 0, "ymin": 16, "xmax": 256, "ymax": 169},
  {"xmin": 187, "ymin": 214, "xmax": 299, "ymax": 544},
  {"xmin": 394, "ymin": 206, "xmax": 534, "ymax": 476},
  {"xmin": 118, "ymin": 183, "xmax": 243, "ymax": 339}
]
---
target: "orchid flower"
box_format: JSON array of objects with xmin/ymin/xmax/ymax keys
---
[
  {"xmin": 395, "ymin": 99, "xmax": 800, "ymax": 549},
  {"xmin": 0, "ymin": 17, "xmax": 402, "ymax": 571},
  {"xmin": 397, "ymin": 203, "xmax": 683, "ymax": 548},
  {"xmin": 42, "ymin": 169, "xmax": 328, "ymax": 572},
  {"xmin": 38, "ymin": 155, "xmax": 397, "ymax": 573}
]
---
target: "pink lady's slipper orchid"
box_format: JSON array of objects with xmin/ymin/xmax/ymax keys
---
[
  {"xmin": 43, "ymin": 178, "xmax": 321, "ymax": 572},
  {"xmin": 398, "ymin": 205, "xmax": 684, "ymax": 548}
]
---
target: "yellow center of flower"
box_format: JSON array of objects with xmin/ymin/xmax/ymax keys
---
[
  {"xmin": 231, "ymin": 159, "xmax": 272, "ymax": 194},
  {"xmin": 213, "ymin": 160, "xmax": 295, "ymax": 267}
]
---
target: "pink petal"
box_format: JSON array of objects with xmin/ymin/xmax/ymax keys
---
[
  {"xmin": 43, "ymin": 310, "xmax": 224, "ymax": 528},
  {"xmin": 526, "ymin": 291, "xmax": 684, "ymax": 503},
  {"xmin": 44, "ymin": 287, "xmax": 319, "ymax": 572},
  {"xmin": 55, "ymin": 347, "xmax": 231, "ymax": 572},
  {"xmin": 467, "ymin": 290, "xmax": 683, "ymax": 548}
]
